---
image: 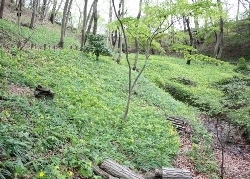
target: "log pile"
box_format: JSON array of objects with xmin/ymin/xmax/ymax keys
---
[
  {"xmin": 94, "ymin": 159, "xmax": 192, "ymax": 179},
  {"xmin": 167, "ymin": 116, "xmax": 191, "ymax": 133}
]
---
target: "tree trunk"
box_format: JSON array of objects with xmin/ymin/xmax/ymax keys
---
[
  {"xmin": 116, "ymin": 0, "xmax": 124, "ymax": 64},
  {"xmin": 80, "ymin": 0, "xmax": 88, "ymax": 50},
  {"xmin": 40, "ymin": 0, "xmax": 47, "ymax": 23},
  {"xmin": 76, "ymin": 1, "xmax": 83, "ymax": 29},
  {"xmin": 30, "ymin": 0, "xmax": 38, "ymax": 29},
  {"xmin": 58, "ymin": 0, "xmax": 69, "ymax": 48},
  {"xmin": 0, "ymin": 0, "xmax": 6, "ymax": 19},
  {"xmin": 86, "ymin": 12, "xmax": 94, "ymax": 43},
  {"xmin": 214, "ymin": 17, "xmax": 223, "ymax": 59},
  {"xmin": 214, "ymin": 0, "xmax": 224, "ymax": 59},
  {"xmin": 17, "ymin": 0, "xmax": 22, "ymax": 48},
  {"xmin": 49, "ymin": 0, "xmax": 57, "ymax": 24},
  {"xmin": 133, "ymin": 0, "xmax": 143, "ymax": 71},
  {"xmin": 185, "ymin": 16, "xmax": 193, "ymax": 65},
  {"xmin": 92, "ymin": 0, "xmax": 98, "ymax": 35},
  {"xmin": 64, "ymin": 0, "xmax": 73, "ymax": 35},
  {"xmin": 108, "ymin": 0, "xmax": 113, "ymax": 47},
  {"xmin": 54, "ymin": 0, "xmax": 63, "ymax": 20}
]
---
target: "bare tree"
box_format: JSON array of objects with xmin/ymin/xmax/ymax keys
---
[
  {"xmin": 58, "ymin": 0, "xmax": 69, "ymax": 48},
  {"xmin": 76, "ymin": 1, "xmax": 83, "ymax": 29},
  {"xmin": 0, "ymin": 0, "xmax": 6, "ymax": 19}
]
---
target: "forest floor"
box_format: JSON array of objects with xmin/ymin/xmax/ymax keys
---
[{"xmin": 174, "ymin": 114, "xmax": 250, "ymax": 179}]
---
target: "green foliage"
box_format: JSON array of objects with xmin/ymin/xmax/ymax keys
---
[
  {"xmin": 83, "ymin": 34, "xmax": 112, "ymax": 60},
  {"xmin": 169, "ymin": 43, "xmax": 197, "ymax": 54},
  {"xmin": 0, "ymin": 19, "xmax": 79, "ymax": 48},
  {"xmin": 184, "ymin": 53, "xmax": 225, "ymax": 65},
  {"xmin": 235, "ymin": 57, "xmax": 248, "ymax": 72},
  {"xmin": 215, "ymin": 76, "xmax": 250, "ymax": 141},
  {"xmin": 1, "ymin": 49, "xmax": 185, "ymax": 178}
]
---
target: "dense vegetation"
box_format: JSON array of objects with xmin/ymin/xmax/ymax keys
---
[{"xmin": 1, "ymin": 3, "xmax": 250, "ymax": 178}]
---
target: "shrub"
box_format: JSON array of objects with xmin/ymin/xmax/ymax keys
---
[
  {"xmin": 83, "ymin": 34, "xmax": 112, "ymax": 60},
  {"xmin": 235, "ymin": 57, "xmax": 248, "ymax": 71}
]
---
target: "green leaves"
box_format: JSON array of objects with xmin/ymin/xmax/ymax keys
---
[{"xmin": 83, "ymin": 34, "xmax": 112, "ymax": 60}]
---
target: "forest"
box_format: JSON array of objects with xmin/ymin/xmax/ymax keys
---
[{"xmin": 0, "ymin": 0, "xmax": 250, "ymax": 179}]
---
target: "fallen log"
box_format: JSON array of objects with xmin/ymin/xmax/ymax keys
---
[
  {"xmin": 100, "ymin": 159, "xmax": 144, "ymax": 179},
  {"xmin": 34, "ymin": 85, "xmax": 54, "ymax": 99},
  {"xmin": 93, "ymin": 165, "xmax": 115, "ymax": 179},
  {"xmin": 155, "ymin": 167, "xmax": 192, "ymax": 179}
]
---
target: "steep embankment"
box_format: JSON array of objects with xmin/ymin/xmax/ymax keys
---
[{"xmin": 0, "ymin": 45, "xmax": 219, "ymax": 178}]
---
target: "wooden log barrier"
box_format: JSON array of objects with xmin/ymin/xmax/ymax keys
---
[
  {"xmin": 166, "ymin": 116, "xmax": 187, "ymax": 131},
  {"xmin": 100, "ymin": 159, "xmax": 144, "ymax": 179},
  {"xmin": 155, "ymin": 168, "xmax": 192, "ymax": 179}
]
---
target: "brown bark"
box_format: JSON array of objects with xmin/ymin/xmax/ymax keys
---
[
  {"xmin": 58, "ymin": 0, "xmax": 69, "ymax": 48},
  {"xmin": 156, "ymin": 168, "xmax": 192, "ymax": 179},
  {"xmin": 185, "ymin": 16, "xmax": 193, "ymax": 65},
  {"xmin": 92, "ymin": 0, "xmax": 98, "ymax": 35},
  {"xmin": 49, "ymin": 0, "xmax": 57, "ymax": 24},
  {"xmin": 116, "ymin": 0, "xmax": 124, "ymax": 63},
  {"xmin": 64, "ymin": 0, "xmax": 73, "ymax": 35},
  {"xmin": 80, "ymin": 0, "xmax": 88, "ymax": 49},
  {"xmin": 30, "ymin": 0, "xmax": 38, "ymax": 29},
  {"xmin": 214, "ymin": 0, "xmax": 224, "ymax": 59},
  {"xmin": 100, "ymin": 159, "xmax": 144, "ymax": 179},
  {"xmin": 0, "ymin": 0, "xmax": 6, "ymax": 19}
]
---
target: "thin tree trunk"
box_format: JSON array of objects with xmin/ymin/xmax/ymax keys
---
[
  {"xmin": 92, "ymin": 0, "xmax": 98, "ymax": 35},
  {"xmin": 64, "ymin": 0, "xmax": 73, "ymax": 35},
  {"xmin": 30, "ymin": 0, "xmax": 38, "ymax": 29},
  {"xmin": 85, "ymin": 12, "xmax": 94, "ymax": 44},
  {"xmin": 185, "ymin": 16, "xmax": 193, "ymax": 65},
  {"xmin": 214, "ymin": 0, "xmax": 224, "ymax": 59},
  {"xmin": 116, "ymin": 0, "xmax": 124, "ymax": 64},
  {"xmin": 80, "ymin": 0, "xmax": 88, "ymax": 50},
  {"xmin": 58, "ymin": 0, "xmax": 69, "ymax": 48},
  {"xmin": 236, "ymin": 0, "xmax": 240, "ymax": 22},
  {"xmin": 133, "ymin": 0, "xmax": 143, "ymax": 70},
  {"xmin": 40, "ymin": 0, "xmax": 47, "ymax": 23},
  {"xmin": 54, "ymin": 0, "xmax": 63, "ymax": 19},
  {"xmin": 17, "ymin": 0, "xmax": 22, "ymax": 48},
  {"xmin": 49, "ymin": 0, "xmax": 57, "ymax": 24},
  {"xmin": 0, "ymin": 0, "xmax": 6, "ymax": 19},
  {"xmin": 108, "ymin": 0, "xmax": 113, "ymax": 47}
]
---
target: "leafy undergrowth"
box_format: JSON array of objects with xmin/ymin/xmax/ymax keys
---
[
  {"xmin": 142, "ymin": 55, "xmax": 240, "ymax": 115},
  {"xmin": 0, "ymin": 48, "xmax": 217, "ymax": 178},
  {"xmin": 0, "ymin": 19, "xmax": 79, "ymax": 48}
]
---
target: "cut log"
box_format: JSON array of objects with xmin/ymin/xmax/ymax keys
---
[
  {"xmin": 34, "ymin": 85, "xmax": 54, "ymax": 99},
  {"xmin": 166, "ymin": 116, "xmax": 187, "ymax": 131},
  {"xmin": 100, "ymin": 159, "xmax": 144, "ymax": 179},
  {"xmin": 156, "ymin": 167, "xmax": 192, "ymax": 179},
  {"xmin": 93, "ymin": 165, "xmax": 115, "ymax": 179}
]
